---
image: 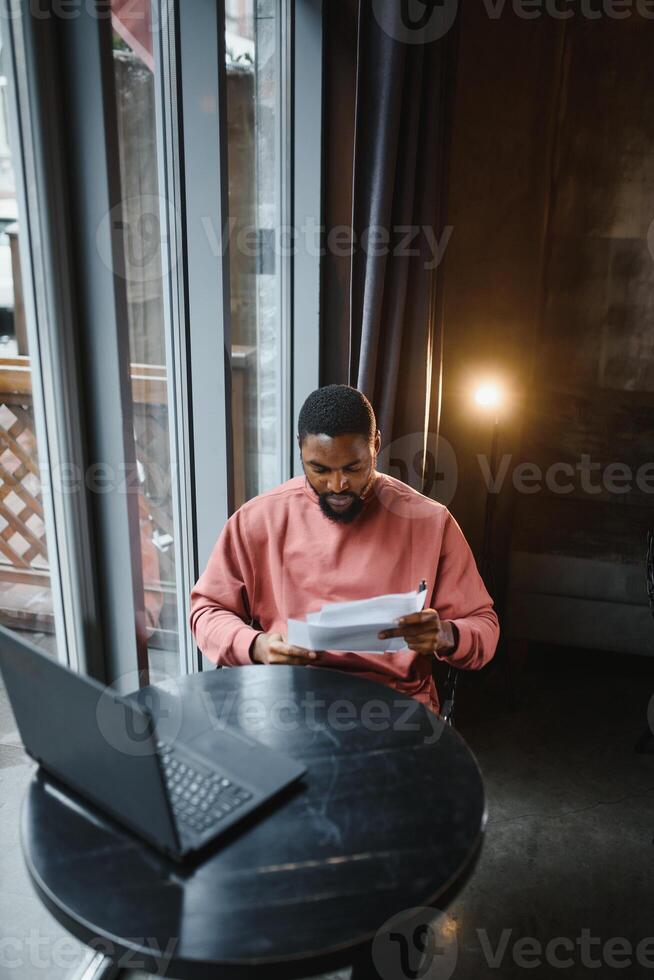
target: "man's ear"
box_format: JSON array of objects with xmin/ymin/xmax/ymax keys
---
[{"xmin": 374, "ymin": 430, "xmax": 381, "ymax": 454}]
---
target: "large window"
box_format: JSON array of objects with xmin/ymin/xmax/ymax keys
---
[
  {"xmin": 226, "ymin": 0, "xmax": 291, "ymax": 504},
  {"xmin": 110, "ymin": 8, "xmax": 182, "ymax": 680},
  {"xmin": 0, "ymin": 22, "xmax": 60, "ymax": 659},
  {"xmin": 0, "ymin": 0, "xmax": 321, "ymax": 682}
]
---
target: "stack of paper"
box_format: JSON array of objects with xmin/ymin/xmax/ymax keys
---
[{"xmin": 287, "ymin": 589, "xmax": 428, "ymax": 653}]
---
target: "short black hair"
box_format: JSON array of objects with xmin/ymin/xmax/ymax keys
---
[{"xmin": 297, "ymin": 385, "xmax": 376, "ymax": 444}]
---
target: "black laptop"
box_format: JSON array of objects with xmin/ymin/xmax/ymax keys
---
[{"xmin": 0, "ymin": 625, "xmax": 306, "ymax": 862}]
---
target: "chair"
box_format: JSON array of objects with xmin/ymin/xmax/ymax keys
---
[
  {"xmin": 432, "ymin": 659, "xmax": 459, "ymax": 726},
  {"xmin": 635, "ymin": 531, "xmax": 654, "ymax": 753}
]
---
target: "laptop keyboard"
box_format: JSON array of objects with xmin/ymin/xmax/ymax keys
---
[{"xmin": 156, "ymin": 740, "xmax": 253, "ymax": 837}]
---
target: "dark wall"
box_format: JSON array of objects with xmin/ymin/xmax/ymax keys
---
[
  {"xmin": 320, "ymin": 7, "xmax": 654, "ymax": 654},
  {"xmin": 442, "ymin": 11, "xmax": 654, "ymax": 653},
  {"xmin": 441, "ymin": 8, "xmax": 562, "ymax": 556}
]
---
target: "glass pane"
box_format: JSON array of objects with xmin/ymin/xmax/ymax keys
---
[
  {"xmin": 226, "ymin": 0, "xmax": 286, "ymax": 506},
  {"xmin": 0, "ymin": 27, "xmax": 60, "ymax": 659},
  {"xmin": 111, "ymin": 10, "xmax": 180, "ymax": 680}
]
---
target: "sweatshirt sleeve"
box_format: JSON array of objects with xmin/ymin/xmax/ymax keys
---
[
  {"xmin": 188, "ymin": 507, "xmax": 261, "ymax": 666},
  {"xmin": 432, "ymin": 509, "xmax": 500, "ymax": 670}
]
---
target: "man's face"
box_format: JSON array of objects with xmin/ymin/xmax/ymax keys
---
[{"xmin": 299, "ymin": 431, "xmax": 381, "ymax": 524}]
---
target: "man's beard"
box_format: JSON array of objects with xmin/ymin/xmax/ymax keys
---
[{"xmin": 318, "ymin": 491, "xmax": 366, "ymax": 524}]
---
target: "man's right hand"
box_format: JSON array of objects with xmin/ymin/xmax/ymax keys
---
[{"xmin": 250, "ymin": 632, "xmax": 323, "ymax": 666}]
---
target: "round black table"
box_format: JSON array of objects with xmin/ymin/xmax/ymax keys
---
[{"xmin": 21, "ymin": 666, "xmax": 485, "ymax": 979}]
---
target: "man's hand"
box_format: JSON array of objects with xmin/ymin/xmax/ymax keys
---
[
  {"xmin": 250, "ymin": 631, "xmax": 324, "ymax": 666},
  {"xmin": 378, "ymin": 609, "xmax": 458, "ymax": 657}
]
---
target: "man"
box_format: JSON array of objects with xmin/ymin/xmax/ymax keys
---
[{"xmin": 189, "ymin": 385, "xmax": 499, "ymax": 714}]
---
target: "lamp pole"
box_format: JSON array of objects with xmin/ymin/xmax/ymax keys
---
[
  {"xmin": 478, "ymin": 407, "xmax": 517, "ymax": 709},
  {"xmin": 480, "ymin": 412, "xmax": 499, "ymax": 589}
]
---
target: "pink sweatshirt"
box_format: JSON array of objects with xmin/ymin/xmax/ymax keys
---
[{"xmin": 189, "ymin": 473, "xmax": 499, "ymax": 713}]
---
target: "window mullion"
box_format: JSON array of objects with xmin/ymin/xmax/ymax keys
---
[
  {"xmin": 55, "ymin": 3, "xmax": 149, "ymax": 688},
  {"xmin": 177, "ymin": 0, "xmax": 235, "ymax": 608}
]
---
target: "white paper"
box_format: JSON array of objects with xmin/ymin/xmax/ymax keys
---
[{"xmin": 287, "ymin": 588, "xmax": 428, "ymax": 653}]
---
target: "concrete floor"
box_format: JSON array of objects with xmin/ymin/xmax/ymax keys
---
[
  {"xmin": 2, "ymin": 642, "xmax": 654, "ymax": 980},
  {"xmin": 0, "ymin": 674, "xmax": 90, "ymax": 980},
  {"xmin": 447, "ymin": 643, "xmax": 654, "ymax": 979}
]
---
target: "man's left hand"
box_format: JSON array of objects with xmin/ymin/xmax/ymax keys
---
[{"xmin": 378, "ymin": 609, "xmax": 458, "ymax": 657}]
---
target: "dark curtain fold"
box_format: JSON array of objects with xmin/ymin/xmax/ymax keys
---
[
  {"xmin": 341, "ymin": 0, "xmax": 459, "ymax": 486},
  {"xmin": 320, "ymin": 0, "xmax": 359, "ymax": 387}
]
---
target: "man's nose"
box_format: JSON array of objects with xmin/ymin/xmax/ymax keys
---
[{"xmin": 327, "ymin": 473, "xmax": 349, "ymax": 493}]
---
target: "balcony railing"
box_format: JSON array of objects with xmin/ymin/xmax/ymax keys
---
[
  {"xmin": 0, "ymin": 356, "xmax": 170, "ymax": 637},
  {"xmin": 0, "ymin": 352, "xmax": 254, "ymax": 641}
]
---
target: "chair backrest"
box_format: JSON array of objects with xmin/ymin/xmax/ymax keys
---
[
  {"xmin": 646, "ymin": 530, "xmax": 654, "ymax": 619},
  {"xmin": 431, "ymin": 659, "xmax": 459, "ymax": 726}
]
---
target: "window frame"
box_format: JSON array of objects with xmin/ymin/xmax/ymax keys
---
[
  {"xmin": 0, "ymin": 0, "xmax": 104, "ymax": 675},
  {"xmin": 3, "ymin": 0, "xmax": 324, "ymax": 682},
  {"xmin": 291, "ymin": 0, "xmax": 322, "ymax": 477},
  {"xmin": 174, "ymin": 0, "xmax": 322, "ymax": 671}
]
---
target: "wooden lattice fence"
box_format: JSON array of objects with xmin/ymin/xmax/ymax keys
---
[{"xmin": 0, "ymin": 356, "xmax": 172, "ymax": 634}]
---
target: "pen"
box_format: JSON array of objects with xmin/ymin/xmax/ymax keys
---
[{"xmin": 387, "ymin": 580, "xmax": 428, "ymax": 634}]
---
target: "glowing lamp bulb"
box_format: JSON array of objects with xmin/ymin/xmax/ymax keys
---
[{"xmin": 474, "ymin": 383, "xmax": 502, "ymax": 409}]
